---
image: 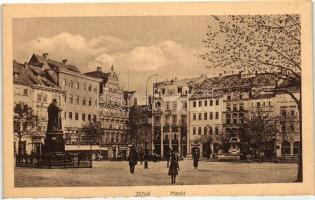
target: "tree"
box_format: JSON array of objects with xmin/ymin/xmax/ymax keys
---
[
  {"xmin": 244, "ymin": 111, "xmax": 279, "ymax": 156},
  {"xmin": 201, "ymin": 15, "xmax": 302, "ymax": 181},
  {"xmin": 82, "ymin": 121, "xmax": 102, "ymax": 150},
  {"xmin": 13, "ymin": 103, "xmax": 39, "ymax": 156}
]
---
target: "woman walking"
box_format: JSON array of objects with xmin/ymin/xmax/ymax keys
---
[{"xmin": 168, "ymin": 151, "xmax": 180, "ymax": 184}]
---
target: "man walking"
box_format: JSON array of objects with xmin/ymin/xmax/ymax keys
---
[
  {"xmin": 192, "ymin": 149, "xmax": 200, "ymax": 169},
  {"xmin": 128, "ymin": 147, "xmax": 138, "ymax": 174}
]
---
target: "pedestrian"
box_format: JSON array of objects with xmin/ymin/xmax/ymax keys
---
[
  {"xmin": 259, "ymin": 148, "xmax": 265, "ymax": 163},
  {"xmin": 128, "ymin": 147, "xmax": 138, "ymax": 174},
  {"xmin": 168, "ymin": 151, "xmax": 180, "ymax": 184},
  {"xmin": 192, "ymin": 149, "xmax": 200, "ymax": 169}
]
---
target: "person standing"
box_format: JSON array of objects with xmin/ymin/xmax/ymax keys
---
[
  {"xmin": 168, "ymin": 151, "xmax": 180, "ymax": 184},
  {"xmin": 128, "ymin": 147, "xmax": 138, "ymax": 174},
  {"xmin": 192, "ymin": 149, "xmax": 200, "ymax": 169}
]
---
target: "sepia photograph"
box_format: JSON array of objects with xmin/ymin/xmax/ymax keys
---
[{"xmin": 3, "ymin": 1, "xmax": 314, "ymax": 197}]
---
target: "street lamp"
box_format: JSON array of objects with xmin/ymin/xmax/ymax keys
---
[{"xmin": 144, "ymin": 74, "xmax": 158, "ymax": 169}]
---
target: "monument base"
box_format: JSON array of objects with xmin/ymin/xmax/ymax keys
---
[{"xmin": 44, "ymin": 131, "xmax": 65, "ymax": 153}]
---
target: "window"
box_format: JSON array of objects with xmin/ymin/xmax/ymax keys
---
[
  {"xmin": 193, "ymin": 101, "xmax": 197, "ymax": 107},
  {"xmin": 204, "ymin": 127, "xmax": 207, "ymax": 135},
  {"xmin": 88, "ymin": 85, "xmax": 92, "ymax": 91},
  {"xmin": 183, "ymin": 101, "xmax": 187, "ymax": 109},
  {"xmin": 269, "ymin": 101, "xmax": 271, "ymax": 106},
  {"xmin": 23, "ymin": 89, "xmax": 28, "ymax": 96},
  {"xmin": 75, "ymin": 113, "xmax": 79, "ymax": 120},
  {"xmin": 88, "ymin": 98, "xmax": 92, "ymax": 106},
  {"xmin": 233, "ymin": 118, "xmax": 237, "ymax": 124},
  {"xmin": 199, "ymin": 101, "xmax": 202, "ymax": 107},
  {"xmin": 95, "ymin": 99, "xmax": 98, "ymax": 107},
  {"xmin": 69, "ymin": 80, "xmax": 73, "ymax": 88},
  {"xmin": 263, "ymin": 102, "xmax": 266, "ymax": 107},
  {"xmin": 173, "ymin": 102, "xmax": 177, "ymax": 110},
  {"xmin": 210, "ymin": 100, "xmax": 213, "ymax": 106},
  {"xmin": 226, "ymin": 118, "xmax": 231, "ymax": 124},
  {"xmin": 63, "ymin": 79, "xmax": 66, "ymax": 87},
  {"xmin": 193, "ymin": 113, "xmax": 196, "ymax": 120},
  {"xmin": 94, "ymin": 86, "xmax": 97, "ymax": 93},
  {"xmin": 216, "ymin": 99, "xmax": 219, "ymax": 105},
  {"xmin": 64, "ymin": 112, "xmax": 67, "ymax": 119},
  {"xmin": 64, "ymin": 94, "xmax": 67, "ymax": 102},
  {"xmin": 290, "ymin": 123, "xmax": 295, "ymax": 131},
  {"xmin": 233, "ymin": 104, "xmax": 237, "ymax": 111},
  {"xmin": 240, "ymin": 94, "xmax": 242, "ymax": 99},
  {"xmin": 204, "ymin": 112, "xmax": 208, "ymax": 120},
  {"xmin": 82, "ymin": 97, "xmax": 86, "ymax": 105},
  {"xmin": 215, "ymin": 126, "xmax": 219, "ymax": 135},
  {"xmin": 172, "ymin": 115, "xmax": 177, "ymax": 124},
  {"xmin": 82, "ymin": 113, "xmax": 86, "ymax": 121},
  {"xmin": 204, "ymin": 100, "xmax": 208, "ymax": 106},
  {"xmin": 75, "ymin": 81, "xmax": 79, "ymax": 89},
  {"xmin": 227, "ymin": 95, "xmax": 231, "ymax": 100},
  {"xmin": 165, "ymin": 116, "xmax": 170, "ymax": 125},
  {"xmin": 215, "ymin": 112, "xmax": 219, "ymax": 119},
  {"xmin": 193, "ymin": 127, "xmax": 196, "ymax": 135},
  {"xmin": 69, "ymin": 112, "xmax": 73, "ymax": 120},
  {"xmin": 281, "ymin": 110, "xmax": 287, "ymax": 117},
  {"xmin": 69, "ymin": 94, "xmax": 73, "ymax": 104},
  {"xmin": 209, "ymin": 126, "xmax": 213, "ymax": 135},
  {"xmin": 42, "ymin": 94, "xmax": 47, "ymax": 102},
  {"xmin": 257, "ymin": 102, "xmax": 261, "ymax": 107},
  {"xmin": 88, "ymin": 114, "xmax": 91, "ymax": 121},
  {"xmin": 198, "ymin": 113, "xmax": 202, "ymax": 120},
  {"xmin": 291, "ymin": 110, "xmax": 295, "ymax": 116},
  {"xmin": 75, "ymin": 96, "xmax": 79, "ymax": 104},
  {"xmin": 226, "ymin": 104, "xmax": 231, "ymax": 111},
  {"xmin": 198, "ymin": 127, "xmax": 202, "ymax": 135},
  {"xmin": 166, "ymin": 102, "xmax": 170, "ymax": 110},
  {"xmin": 93, "ymin": 115, "xmax": 97, "ymax": 122},
  {"xmin": 293, "ymin": 142, "xmax": 300, "ymax": 155},
  {"xmin": 38, "ymin": 94, "xmax": 42, "ymax": 101},
  {"xmin": 83, "ymin": 83, "xmax": 86, "ymax": 90},
  {"xmin": 210, "ymin": 112, "xmax": 213, "ymax": 120}
]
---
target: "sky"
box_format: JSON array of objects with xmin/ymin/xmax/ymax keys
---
[{"xmin": 13, "ymin": 16, "xmax": 217, "ymax": 97}]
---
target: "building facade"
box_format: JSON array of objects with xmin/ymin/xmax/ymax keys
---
[
  {"xmin": 85, "ymin": 66, "xmax": 130, "ymax": 160},
  {"xmin": 152, "ymin": 77, "xmax": 205, "ymax": 158}
]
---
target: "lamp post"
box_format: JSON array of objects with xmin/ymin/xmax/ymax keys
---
[{"xmin": 144, "ymin": 74, "xmax": 157, "ymax": 169}]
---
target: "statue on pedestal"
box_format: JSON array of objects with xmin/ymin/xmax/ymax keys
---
[{"xmin": 47, "ymin": 99, "xmax": 62, "ymax": 132}]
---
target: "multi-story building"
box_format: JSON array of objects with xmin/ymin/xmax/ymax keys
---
[
  {"xmin": 13, "ymin": 60, "xmax": 65, "ymax": 156},
  {"xmin": 188, "ymin": 92, "xmax": 224, "ymax": 158},
  {"xmin": 85, "ymin": 66, "xmax": 130, "ymax": 160},
  {"xmin": 28, "ymin": 53, "xmax": 103, "ymax": 158},
  {"xmin": 152, "ymin": 76, "xmax": 205, "ymax": 158}
]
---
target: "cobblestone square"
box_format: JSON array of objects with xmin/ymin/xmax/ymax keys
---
[{"xmin": 15, "ymin": 160, "xmax": 297, "ymax": 187}]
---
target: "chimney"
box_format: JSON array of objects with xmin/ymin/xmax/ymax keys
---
[
  {"xmin": 133, "ymin": 98, "xmax": 137, "ymax": 107},
  {"xmin": 42, "ymin": 53, "xmax": 48, "ymax": 59},
  {"xmin": 97, "ymin": 67, "xmax": 103, "ymax": 72},
  {"xmin": 62, "ymin": 59, "xmax": 68, "ymax": 65}
]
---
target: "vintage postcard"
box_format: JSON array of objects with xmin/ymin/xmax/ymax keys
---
[{"xmin": 2, "ymin": 1, "xmax": 314, "ymax": 198}]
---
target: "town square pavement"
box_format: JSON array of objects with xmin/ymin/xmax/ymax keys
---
[{"xmin": 15, "ymin": 160, "xmax": 297, "ymax": 187}]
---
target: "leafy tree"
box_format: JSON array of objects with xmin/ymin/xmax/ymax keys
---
[
  {"xmin": 244, "ymin": 111, "xmax": 279, "ymax": 154},
  {"xmin": 13, "ymin": 103, "xmax": 39, "ymax": 156},
  {"xmin": 82, "ymin": 121, "xmax": 102, "ymax": 150},
  {"xmin": 201, "ymin": 15, "xmax": 302, "ymax": 181}
]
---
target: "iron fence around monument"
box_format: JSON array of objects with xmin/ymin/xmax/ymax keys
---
[{"xmin": 15, "ymin": 152, "xmax": 92, "ymax": 168}]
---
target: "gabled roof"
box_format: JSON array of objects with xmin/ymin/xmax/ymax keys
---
[
  {"xmin": 29, "ymin": 54, "xmax": 80, "ymax": 73},
  {"xmin": 13, "ymin": 61, "xmax": 60, "ymax": 89}
]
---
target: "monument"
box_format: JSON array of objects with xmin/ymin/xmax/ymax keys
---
[{"xmin": 44, "ymin": 99, "xmax": 65, "ymax": 153}]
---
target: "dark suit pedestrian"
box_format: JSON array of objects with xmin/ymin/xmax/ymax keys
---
[
  {"xmin": 128, "ymin": 148, "xmax": 138, "ymax": 174},
  {"xmin": 192, "ymin": 149, "xmax": 200, "ymax": 169}
]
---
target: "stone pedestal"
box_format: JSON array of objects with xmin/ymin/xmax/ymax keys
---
[{"xmin": 44, "ymin": 131, "xmax": 65, "ymax": 153}]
